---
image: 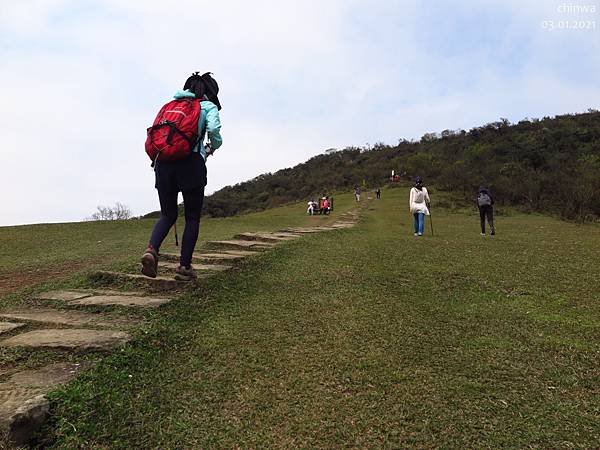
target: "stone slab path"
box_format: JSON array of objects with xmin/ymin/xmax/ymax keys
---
[
  {"xmin": 0, "ymin": 322, "xmax": 25, "ymax": 335},
  {"xmin": 233, "ymin": 232, "xmax": 298, "ymax": 242},
  {"xmin": 0, "ymin": 202, "xmax": 367, "ymax": 446},
  {"xmin": 219, "ymin": 249, "xmax": 263, "ymax": 256},
  {"xmin": 1, "ymin": 329, "xmax": 131, "ymax": 352},
  {"xmin": 161, "ymin": 251, "xmax": 255, "ymax": 263},
  {"xmin": 207, "ymin": 239, "xmax": 276, "ymax": 250},
  {"xmin": 89, "ymin": 271, "xmax": 193, "ymax": 291},
  {"xmin": 84, "ymin": 289, "xmax": 144, "ymax": 296},
  {"xmin": 35, "ymin": 290, "xmax": 92, "ymax": 301},
  {"xmin": 160, "ymin": 261, "xmax": 232, "ymax": 272},
  {"xmin": 70, "ymin": 295, "xmax": 171, "ymax": 308},
  {"xmin": 0, "ymin": 309, "xmax": 137, "ymax": 329}
]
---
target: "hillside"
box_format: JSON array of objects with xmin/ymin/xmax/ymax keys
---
[
  {"xmin": 180, "ymin": 110, "xmax": 599, "ymax": 220},
  {"xmin": 34, "ymin": 189, "xmax": 600, "ymax": 448}
]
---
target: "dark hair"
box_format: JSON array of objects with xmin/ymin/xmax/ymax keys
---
[
  {"xmin": 415, "ymin": 176, "xmax": 423, "ymax": 185},
  {"xmin": 183, "ymin": 72, "xmax": 222, "ymax": 110}
]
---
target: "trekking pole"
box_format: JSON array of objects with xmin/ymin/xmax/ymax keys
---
[
  {"xmin": 428, "ymin": 204, "xmax": 434, "ymax": 236},
  {"xmin": 174, "ymin": 223, "xmax": 179, "ymax": 247}
]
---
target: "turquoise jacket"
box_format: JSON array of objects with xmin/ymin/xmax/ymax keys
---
[{"xmin": 173, "ymin": 89, "xmax": 222, "ymax": 161}]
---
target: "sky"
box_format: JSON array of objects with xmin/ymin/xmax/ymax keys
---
[{"xmin": 1, "ymin": 0, "xmax": 599, "ymax": 226}]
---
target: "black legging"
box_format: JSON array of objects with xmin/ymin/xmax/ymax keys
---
[
  {"xmin": 149, "ymin": 186, "xmax": 205, "ymax": 267},
  {"xmin": 479, "ymin": 205, "xmax": 494, "ymax": 233}
]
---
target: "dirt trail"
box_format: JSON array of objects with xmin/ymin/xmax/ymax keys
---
[{"xmin": 0, "ymin": 261, "xmax": 86, "ymax": 296}]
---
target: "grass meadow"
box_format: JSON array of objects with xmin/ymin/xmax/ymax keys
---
[{"xmin": 1, "ymin": 187, "xmax": 599, "ymax": 448}]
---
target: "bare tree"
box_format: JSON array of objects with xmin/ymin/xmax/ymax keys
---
[
  {"xmin": 88, "ymin": 202, "xmax": 132, "ymax": 221},
  {"xmin": 112, "ymin": 202, "xmax": 132, "ymax": 220}
]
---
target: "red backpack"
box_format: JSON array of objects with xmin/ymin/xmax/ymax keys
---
[{"xmin": 145, "ymin": 98, "xmax": 201, "ymax": 164}]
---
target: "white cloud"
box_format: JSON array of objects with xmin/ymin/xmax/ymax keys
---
[{"xmin": 0, "ymin": 0, "xmax": 598, "ymax": 225}]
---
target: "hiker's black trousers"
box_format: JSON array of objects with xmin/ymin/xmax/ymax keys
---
[
  {"xmin": 149, "ymin": 153, "xmax": 207, "ymax": 267},
  {"xmin": 479, "ymin": 205, "xmax": 494, "ymax": 233},
  {"xmin": 149, "ymin": 186, "xmax": 205, "ymax": 268}
]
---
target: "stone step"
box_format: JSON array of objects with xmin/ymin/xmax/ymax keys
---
[
  {"xmin": 0, "ymin": 322, "xmax": 25, "ymax": 335},
  {"xmin": 196, "ymin": 254, "xmax": 251, "ymax": 264},
  {"xmin": 0, "ymin": 309, "xmax": 140, "ymax": 328},
  {"xmin": 35, "ymin": 290, "xmax": 92, "ymax": 302},
  {"xmin": 330, "ymin": 223, "xmax": 355, "ymax": 228},
  {"xmin": 0, "ymin": 362, "xmax": 88, "ymax": 446},
  {"xmin": 70, "ymin": 295, "xmax": 171, "ymax": 308},
  {"xmin": 80, "ymin": 289, "xmax": 145, "ymax": 296},
  {"xmin": 160, "ymin": 252, "xmax": 248, "ymax": 264},
  {"xmin": 218, "ymin": 250, "xmax": 262, "ymax": 257},
  {"xmin": 198, "ymin": 251, "xmax": 262, "ymax": 264},
  {"xmin": 88, "ymin": 271, "xmax": 193, "ymax": 292},
  {"xmin": 233, "ymin": 232, "xmax": 299, "ymax": 243},
  {"xmin": 0, "ymin": 329, "xmax": 131, "ymax": 353},
  {"xmin": 159, "ymin": 252, "xmax": 205, "ymax": 264},
  {"xmin": 281, "ymin": 227, "xmax": 324, "ymax": 233},
  {"xmin": 160, "ymin": 262, "xmax": 232, "ymax": 272},
  {"xmin": 205, "ymin": 240, "xmax": 275, "ymax": 251}
]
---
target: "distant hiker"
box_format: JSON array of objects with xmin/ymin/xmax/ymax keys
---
[
  {"xmin": 322, "ymin": 197, "xmax": 330, "ymax": 215},
  {"xmin": 329, "ymin": 196, "xmax": 334, "ymax": 211},
  {"xmin": 477, "ymin": 186, "xmax": 496, "ymax": 235},
  {"xmin": 307, "ymin": 200, "xmax": 315, "ymax": 215},
  {"xmin": 376, "ymin": 188, "xmax": 381, "ymax": 199},
  {"xmin": 354, "ymin": 186, "xmax": 361, "ymax": 202},
  {"xmin": 409, "ymin": 176, "xmax": 430, "ymax": 236},
  {"xmin": 142, "ymin": 72, "xmax": 222, "ymax": 281}
]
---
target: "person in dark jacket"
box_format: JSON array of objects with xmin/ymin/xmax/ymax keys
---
[
  {"xmin": 141, "ymin": 72, "xmax": 223, "ymax": 281},
  {"xmin": 477, "ymin": 186, "xmax": 495, "ymax": 235}
]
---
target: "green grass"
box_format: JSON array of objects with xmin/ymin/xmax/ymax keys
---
[
  {"xmin": 0, "ymin": 193, "xmax": 356, "ymax": 297},
  {"xmin": 0, "ymin": 194, "xmax": 357, "ymax": 272},
  {"xmin": 5, "ymin": 188, "xmax": 600, "ymax": 448},
  {"xmin": 0, "ymin": 194, "xmax": 357, "ymax": 412}
]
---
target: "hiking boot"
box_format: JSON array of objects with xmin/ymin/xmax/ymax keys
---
[
  {"xmin": 175, "ymin": 265, "xmax": 197, "ymax": 282},
  {"xmin": 141, "ymin": 247, "xmax": 158, "ymax": 278},
  {"xmin": 480, "ymin": 232, "xmax": 486, "ymax": 236}
]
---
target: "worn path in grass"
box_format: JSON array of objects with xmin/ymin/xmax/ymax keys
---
[{"xmin": 42, "ymin": 188, "xmax": 599, "ymax": 448}]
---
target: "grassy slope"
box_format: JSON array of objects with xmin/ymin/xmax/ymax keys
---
[
  {"xmin": 0, "ymin": 193, "xmax": 355, "ymax": 295},
  {"xmin": 31, "ymin": 188, "xmax": 600, "ymax": 448},
  {"xmin": 0, "ymin": 194, "xmax": 356, "ymax": 391}
]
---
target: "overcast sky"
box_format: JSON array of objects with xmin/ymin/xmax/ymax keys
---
[{"xmin": 1, "ymin": 0, "xmax": 598, "ymax": 226}]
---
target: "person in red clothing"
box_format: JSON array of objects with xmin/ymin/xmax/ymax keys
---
[{"xmin": 322, "ymin": 197, "xmax": 330, "ymax": 215}]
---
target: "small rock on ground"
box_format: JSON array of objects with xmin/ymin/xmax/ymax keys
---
[{"xmin": 0, "ymin": 362, "xmax": 88, "ymax": 447}]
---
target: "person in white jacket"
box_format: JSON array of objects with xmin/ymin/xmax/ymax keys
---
[{"xmin": 409, "ymin": 176, "xmax": 430, "ymax": 236}]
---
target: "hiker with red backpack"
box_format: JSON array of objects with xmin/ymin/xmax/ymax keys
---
[{"xmin": 141, "ymin": 72, "xmax": 222, "ymax": 281}]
